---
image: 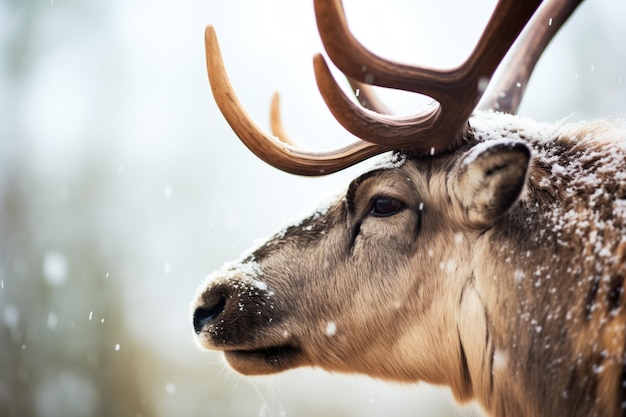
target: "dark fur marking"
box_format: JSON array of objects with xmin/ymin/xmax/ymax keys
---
[
  {"xmin": 444, "ymin": 161, "xmax": 456, "ymax": 205},
  {"xmin": 425, "ymin": 164, "xmax": 433, "ymax": 193},
  {"xmin": 414, "ymin": 206, "xmax": 423, "ymax": 240},
  {"xmin": 607, "ymin": 274, "xmax": 624, "ymax": 314},
  {"xmin": 348, "ymin": 222, "xmax": 361, "ymax": 256},
  {"xmin": 458, "ymin": 329, "xmax": 473, "ymax": 392},
  {"xmin": 585, "ymin": 276, "xmax": 601, "ymax": 320}
]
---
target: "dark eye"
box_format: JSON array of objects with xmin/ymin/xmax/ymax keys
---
[{"xmin": 370, "ymin": 196, "xmax": 404, "ymax": 217}]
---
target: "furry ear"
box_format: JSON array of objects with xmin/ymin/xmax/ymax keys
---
[{"xmin": 450, "ymin": 140, "xmax": 531, "ymax": 228}]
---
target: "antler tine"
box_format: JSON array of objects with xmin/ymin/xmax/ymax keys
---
[
  {"xmin": 314, "ymin": 54, "xmax": 444, "ymax": 150},
  {"xmin": 270, "ymin": 84, "xmax": 395, "ymax": 146},
  {"xmin": 478, "ymin": 0, "xmax": 584, "ymax": 113},
  {"xmin": 316, "ymin": 0, "xmax": 541, "ymax": 99},
  {"xmin": 204, "ymin": 25, "xmax": 390, "ymax": 176},
  {"xmin": 314, "ymin": 0, "xmax": 453, "ymax": 99},
  {"xmin": 269, "ymin": 92, "xmax": 297, "ymax": 146},
  {"xmin": 313, "ymin": 0, "xmax": 542, "ymax": 153}
]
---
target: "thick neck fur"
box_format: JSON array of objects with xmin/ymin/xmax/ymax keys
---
[{"xmin": 454, "ymin": 115, "xmax": 626, "ymax": 417}]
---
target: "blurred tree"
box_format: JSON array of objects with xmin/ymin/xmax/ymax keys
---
[{"xmin": 0, "ymin": 1, "xmax": 153, "ymax": 416}]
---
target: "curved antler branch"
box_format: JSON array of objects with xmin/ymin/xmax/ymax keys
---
[
  {"xmin": 314, "ymin": 54, "xmax": 448, "ymax": 152},
  {"xmin": 204, "ymin": 25, "xmax": 390, "ymax": 176},
  {"xmin": 312, "ymin": 0, "xmax": 542, "ymax": 153},
  {"xmin": 478, "ymin": 0, "xmax": 584, "ymax": 113},
  {"xmin": 313, "ymin": 0, "xmax": 456, "ymax": 98}
]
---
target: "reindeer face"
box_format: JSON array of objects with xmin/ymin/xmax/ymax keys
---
[{"xmin": 191, "ymin": 138, "xmax": 531, "ymax": 378}]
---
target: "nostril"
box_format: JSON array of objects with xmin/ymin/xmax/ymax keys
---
[{"xmin": 193, "ymin": 295, "xmax": 227, "ymax": 334}]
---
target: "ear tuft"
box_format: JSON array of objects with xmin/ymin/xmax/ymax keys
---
[{"xmin": 451, "ymin": 140, "xmax": 531, "ymax": 228}]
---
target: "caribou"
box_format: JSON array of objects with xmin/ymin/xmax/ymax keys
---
[{"xmin": 191, "ymin": 0, "xmax": 626, "ymax": 416}]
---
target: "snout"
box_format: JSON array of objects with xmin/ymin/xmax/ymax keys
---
[
  {"xmin": 191, "ymin": 265, "xmax": 305, "ymax": 374},
  {"xmin": 190, "ymin": 264, "xmax": 278, "ymax": 349},
  {"xmin": 192, "ymin": 278, "xmax": 270, "ymax": 343},
  {"xmin": 192, "ymin": 291, "xmax": 227, "ymax": 334}
]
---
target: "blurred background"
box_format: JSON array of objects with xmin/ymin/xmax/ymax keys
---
[{"xmin": 0, "ymin": 0, "xmax": 624, "ymax": 416}]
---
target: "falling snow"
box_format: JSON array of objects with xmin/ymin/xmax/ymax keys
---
[
  {"xmin": 325, "ymin": 321, "xmax": 337, "ymax": 336},
  {"xmin": 3, "ymin": 304, "xmax": 19, "ymax": 328},
  {"xmin": 47, "ymin": 312, "xmax": 58, "ymax": 330},
  {"xmin": 165, "ymin": 383, "xmax": 177, "ymax": 394},
  {"xmin": 42, "ymin": 251, "xmax": 68, "ymax": 286},
  {"xmin": 493, "ymin": 350, "xmax": 508, "ymax": 370}
]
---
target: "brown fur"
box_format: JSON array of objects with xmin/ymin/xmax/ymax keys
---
[{"xmin": 192, "ymin": 111, "xmax": 626, "ymax": 417}]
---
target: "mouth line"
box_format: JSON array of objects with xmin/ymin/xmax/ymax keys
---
[
  {"xmin": 226, "ymin": 343, "xmax": 300, "ymax": 359},
  {"xmin": 221, "ymin": 342, "xmax": 303, "ymax": 374}
]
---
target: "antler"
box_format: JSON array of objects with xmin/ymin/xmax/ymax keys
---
[
  {"xmin": 312, "ymin": 0, "xmax": 543, "ymax": 152},
  {"xmin": 478, "ymin": 0, "xmax": 583, "ymax": 112},
  {"xmin": 204, "ymin": 26, "xmax": 390, "ymax": 176},
  {"xmin": 205, "ymin": 0, "xmax": 580, "ymax": 175}
]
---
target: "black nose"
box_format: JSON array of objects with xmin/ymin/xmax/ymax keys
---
[{"xmin": 193, "ymin": 295, "xmax": 227, "ymax": 334}]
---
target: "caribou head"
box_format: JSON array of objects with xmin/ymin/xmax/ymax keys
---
[{"xmin": 191, "ymin": 1, "xmax": 626, "ymax": 416}]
